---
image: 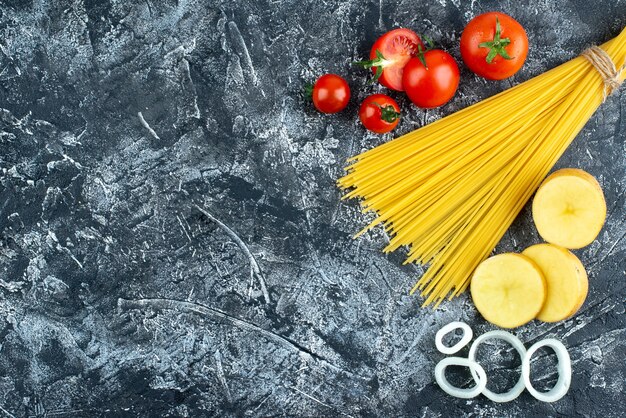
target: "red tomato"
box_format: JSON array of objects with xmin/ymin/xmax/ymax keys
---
[
  {"xmin": 358, "ymin": 94, "xmax": 401, "ymax": 134},
  {"xmin": 460, "ymin": 12, "xmax": 528, "ymax": 80},
  {"xmin": 355, "ymin": 28, "xmax": 423, "ymax": 91},
  {"xmin": 402, "ymin": 50, "xmax": 460, "ymax": 108},
  {"xmin": 311, "ymin": 74, "xmax": 350, "ymax": 113}
]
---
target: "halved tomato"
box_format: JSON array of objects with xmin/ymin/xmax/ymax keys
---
[{"xmin": 355, "ymin": 28, "xmax": 423, "ymax": 91}]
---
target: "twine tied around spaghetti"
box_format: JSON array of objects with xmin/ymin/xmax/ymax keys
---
[{"xmin": 581, "ymin": 45, "xmax": 625, "ymax": 100}]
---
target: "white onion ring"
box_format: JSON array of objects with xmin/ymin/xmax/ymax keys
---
[
  {"xmin": 468, "ymin": 330, "xmax": 527, "ymax": 403},
  {"xmin": 435, "ymin": 322, "xmax": 473, "ymax": 355},
  {"xmin": 434, "ymin": 356, "xmax": 487, "ymax": 399},
  {"xmin": 522, "ymin": 338, "xmax": 571, "ymax": 402}
]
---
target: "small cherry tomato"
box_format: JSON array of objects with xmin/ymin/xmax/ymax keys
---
[
  {"xmin": 309, "ymin": 74, "xmax": 350, "ymax": 114},
  {"xmin": 460, "ymin": 12, "xmax": 528, "ymax": 80},
  {"xmin": 359, "ymin": 94, "xmax": 401, "ymax": 134},
  {"xmin": 402, "ymin": 49, "xmax": 460, "ymax": 108},
  {"xmin": 355, "ymin": 28, "xmax": 423, "ymax": 91}
]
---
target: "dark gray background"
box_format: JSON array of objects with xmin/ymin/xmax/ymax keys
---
[{"xmin": 0, "ymin": 0, "xmax": 624, "ymax": 416}]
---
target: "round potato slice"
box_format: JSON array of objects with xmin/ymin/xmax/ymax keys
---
[
  {"xmin": 565, "ymin": 249, "xmax": 589, "ymax": 317},
  {"xmin": 471, "ymin": 253, "xmax": 546, "ymax": 328},
  {"xmin": 523, "ymin": 244, "xmax": 588, "ymax": 322},
  {"xmin": 532, "ymin": 168, "xmax": 606, "ymax": 249},
  {"xmin": 566, "ymin": 252, "xmax": 589, "ymax": 318}
]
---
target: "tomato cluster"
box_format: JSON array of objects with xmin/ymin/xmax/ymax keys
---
[{"xmin": 307, "ymin": 12, "xmax": 528, "ymax": 134}]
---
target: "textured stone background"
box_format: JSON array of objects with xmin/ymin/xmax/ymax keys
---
[{"xmin": 0, "ymin": 0, "xmax": 625, "ymax": 416}]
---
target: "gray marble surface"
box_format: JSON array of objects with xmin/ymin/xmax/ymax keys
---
[{"xmin": 0, "ymin": 0, "xmax": 625, "ymax": 416}]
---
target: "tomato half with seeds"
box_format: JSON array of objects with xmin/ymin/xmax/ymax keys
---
[
  {"xmin": 402, "ymin": 49, "xmax": 460, "ymax": 108},
  {"xmin": 359, "ymin": 94, "xmax": 401, "ymax": 134},
  {"xmin": 355, "ymin": 28, "xmax": 423, "ymax": 91},
  {"xmin": 309, "ymin": 74, "xmax": 351, "ymax": 114},
  {"xmin": 460, "ymin": 12, "xmax": 528, "ymax": 80}
]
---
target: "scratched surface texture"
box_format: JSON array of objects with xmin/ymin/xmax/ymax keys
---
[{"xmin": 0, "ymin": 0, "xmax": 624, "ymax": 416}]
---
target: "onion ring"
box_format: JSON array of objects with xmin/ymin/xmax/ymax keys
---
[
  {"xmin": 522, "ymin": 338, "xmax": 571, "ymax": 402},
  {"xmin": 435, "ymin": 322, "xmax": 473, "ymax": 355},
  {"xmin": 434, "ymin": 356, "xmax": 487, "ymax": 399},
  {"xmin": 468, "ymin": 330, "xmax": 527, "ymax": 403}
]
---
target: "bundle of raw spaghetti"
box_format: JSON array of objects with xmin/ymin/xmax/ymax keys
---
[{"xmin": 339, "ymin": 27, "xmax": 626, "ymax": 307}]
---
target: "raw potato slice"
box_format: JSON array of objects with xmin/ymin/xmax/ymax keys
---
[
  {"xmin": 471, "ymin": 253, "xmax": 546, "ymax": 328},
  {"xmin": 565, "ymin": 251, "xmax": 589, "ymax": 317},
  {"xmin": 532, "ymin": 168, "xmax": 606, "ymax": 249},
  {"xmin": 522, "ymin": 244, "xmax": 588, "ymax": 322}
]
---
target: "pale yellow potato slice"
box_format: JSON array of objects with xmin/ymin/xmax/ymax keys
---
[
  {"xmin": 523, "ymin": 244, "xmax": 588, "ymax": 322},
  {"xmin": 471, "ymin": 253, "xmax": 546, "ymax": 328},
  {"xmin": 565, "ymin": 250, "xmax": 589, "ymax": 318},
  {"xmin": 532, "ymin": 168, "xmax": 606, "ymax": 249}
]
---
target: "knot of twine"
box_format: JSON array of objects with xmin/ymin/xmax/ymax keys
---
[{"xmin": 581, "ymin": 45, "xmax": 625, "ymax": 101}]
